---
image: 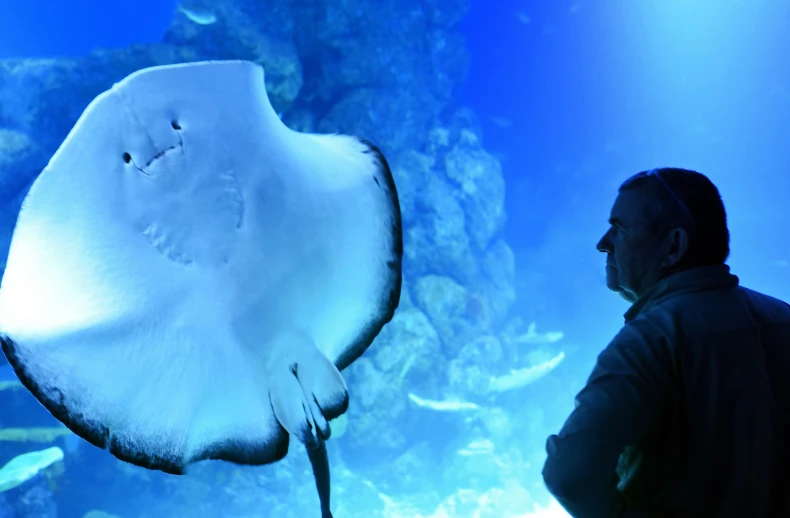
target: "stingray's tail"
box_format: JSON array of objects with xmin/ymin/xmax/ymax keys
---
[{"xmin": 307, "ymin": 437, "xmax": 334, "ymax": 518}]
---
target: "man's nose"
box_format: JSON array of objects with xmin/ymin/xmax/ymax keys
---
[{"xmin": 596, "ymin": 232, "xmax": 611, "ymax": 253}]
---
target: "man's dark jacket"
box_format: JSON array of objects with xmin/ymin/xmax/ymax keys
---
[{"xmin": 543, "ymin": 264, "xmax": 790, "ymax": 517}]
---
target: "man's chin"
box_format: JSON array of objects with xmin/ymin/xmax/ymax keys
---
[
  {"xmin": 605, "ymin": 267, "xmax": 639, "ymax": 303},
  {"xmin": 604, "ymin": 266, "xmax": 620, "ymax": 291}
]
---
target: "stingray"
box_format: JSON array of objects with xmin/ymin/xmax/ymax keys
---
[{"xmin": 0, "ymin": 60, "xmax": 402, "ymax": 517}]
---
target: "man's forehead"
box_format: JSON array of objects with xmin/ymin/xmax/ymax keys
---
[{"xmin": 609, "ymin": 189, "xmax": 645, "ymax": 225}]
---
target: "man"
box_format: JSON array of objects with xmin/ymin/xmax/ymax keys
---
[{"xmin": 542, "ymin": 168, "xmax": 790, "ymax": 517}]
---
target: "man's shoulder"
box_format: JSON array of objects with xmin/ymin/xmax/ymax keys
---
[
  {"xmin": 736, "ymin": 284, "xmax": 790, "ymax": 306},
  {"xmin": 630, "ymin": 283, "xmax": 790, "ymax": 342},
  {"xmin": 650, "ymin": 281, "xmax": 789, "ymax": 316},
  {"xmin": 735, "ymin": 285, "xmax": 790, "ymax": 320}
]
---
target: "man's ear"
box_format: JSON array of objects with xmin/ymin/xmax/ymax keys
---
[{"xmin": 663, "ymin": 227, "xmax": 690, "ymax": 268}]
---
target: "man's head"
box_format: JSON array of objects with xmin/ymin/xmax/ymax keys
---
[{"xmin": 596, "ymin": 167, "xmax": 730, "ymax": 302}]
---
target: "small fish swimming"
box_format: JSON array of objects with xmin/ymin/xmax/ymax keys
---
[
  {"xmin": 0, "ymin": 447, "xmax": 64, "ymax": 493},
  {"xmin": 407, "ymin": 393, "xmax": 480, "ymax": 412},
  {"xmin": 178, "ymin": 2, "xmax": 217, "ymax": 25},
  {"xmin": 514, "ymin": 322, "xmax": 564, "ymax": 345},
  {"xmin": 457, "ymin": 438, "xmax": 495, "ymax": 456},
  {"xmin": 487, "ymin": 351, "xmax": 566, "ymax": 393}
]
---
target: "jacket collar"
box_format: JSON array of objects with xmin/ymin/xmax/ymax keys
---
[{"xmin": 624, "ymin": 264, "xmax": 739, "ymax": 322}]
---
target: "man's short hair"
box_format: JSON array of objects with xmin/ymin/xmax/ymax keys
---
[{"xmin": 619, "ymin": 167, "xmax": 730, "ymax": 267}]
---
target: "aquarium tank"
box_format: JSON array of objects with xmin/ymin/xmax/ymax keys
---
[{"xmin": 0, "ymin": 0, "xmax": 788, "ymax": 517}]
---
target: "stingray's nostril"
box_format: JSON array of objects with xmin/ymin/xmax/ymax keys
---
[
  {"xmin": 171, "ymin": 120, "xmax": 181, "ymax": 130},
  {"xmin": 123, "ymin": 152, "xmax": 132, "ymax": 164}
]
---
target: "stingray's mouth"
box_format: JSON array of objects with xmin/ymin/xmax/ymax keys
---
[
  {"xmin": 144, "ymin": 144, "xmax": 181, "ymax": 168},
  {"xmin": 123, "ymin": 120, "xmax": 185, "ymax": 175}
]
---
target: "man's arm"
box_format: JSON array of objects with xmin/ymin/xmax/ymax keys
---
[{"xmin": 542, "ymin": 321, "xmax": 674, "ymax": 518}]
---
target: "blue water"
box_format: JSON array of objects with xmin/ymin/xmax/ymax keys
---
[
  {"xmin": 459, "ymin": 0, "xmax": 790, "ymax": 336},
  {"xmin": 0, "ymin": 0, "xmax": 175, "ymax": 59},
  {"xmin": 0, "ymin": 1, "xmax": 788, "ymax": 517}
]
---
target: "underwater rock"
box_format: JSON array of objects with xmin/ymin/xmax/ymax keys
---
[
  {"xmin": 396, "ymin": 119, "xmax": 515, "ymax": 328},
  {"xmin": 413, "ymin": 275, "xmax": 492, "ymax": 358},
  {"xmin": 446, "ymin": 335, "xmax": 505, "ymax": 395},
  {"xmin": 423, "ymin": 0, "xmax": 473, "ymax": 27},
  {"xmin": 289, "ymin": 0, "xmax": 468, "ymax": 103},
  {"xmin": 16, "ymin": 484, "xmax": 57, "ymax": 518},
  {"xmin": 368, "ymin": 307, "xmax": 442, "ymax": 390},
  {"xmin": 0, "ymin": 129, "xmax": 37, "ymax": 183},
  {"xmin": 343, "ymin": 358, "xmax": 408, "ymax": 453},
  {"xmin": 318, "ymin": 87, "xmax": 440, "ymax": 161},
  {"xmin": 164, "ymin": 2, "xmax": 303, "ymax": 112},
  {"xmin": 444, "ymin": 130, "xmax": 507, "ymax": 251},
  {"xmin": 0, "ymin": 129, "xmax": 38, "ymax": 267},
  {"xmin": 478, "ymin": 239, "xmax": 517, "ymax": 322},
  {"xmin": 387, "ymin": 442, "xmax": 441, "ymax": 493},
  {"xmin": 401, "ymin": 153, "xmax": 478, "ymax": 283}
]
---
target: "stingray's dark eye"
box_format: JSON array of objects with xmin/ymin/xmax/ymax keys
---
[
  {"xmin": 123, "ymin": 152, "xmax": 132, "ymax": 164},
  {"xmin": 171, "ymin": 121, "xmax": 181, "ymax": 130}
]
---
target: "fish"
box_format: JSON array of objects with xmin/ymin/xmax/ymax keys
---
[
  {"xmin": 407, "ymin": 393, "xmax": 480, "ymax": 412},
  {"xmin": 457, "ymin": 438, "xmax": 495, "ymax": 456},
  {"xmin": 0, "ymin": 60, "xmax": 403, "ymax": 518},
  {"xmin": 0, "ymin": 447, "xmax": 64, "ymax": 493},
  {"xmin": 514, "ymin": 322, "xmax": 564, "ymax": 345},
  {"xmin": 487, "ymin": 351, "xmax": 566, "ymax": 393},
  {"xmin": 177, "ymin": 2, "xmax": 217, "ymax": 25}
]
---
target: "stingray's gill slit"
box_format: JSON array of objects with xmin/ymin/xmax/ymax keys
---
[
  {"xmin": 170, "ymin": 119, "xmax": 185, "ymax": 154},
  {"xmin": 122, "ymin": 150, "xmax": 151, "ymax": 177}
]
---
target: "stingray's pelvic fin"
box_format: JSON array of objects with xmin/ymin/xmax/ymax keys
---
[
  {"xmin": 267, "ymin": 329, "xmax": 344, "ymax": 517},
  {"xmin": 268, "ymin": 329, "xmax": 348, "ymax": 447}
]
